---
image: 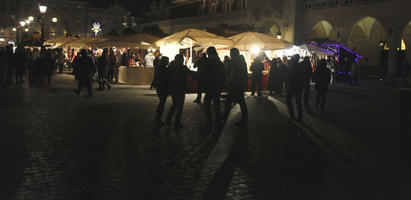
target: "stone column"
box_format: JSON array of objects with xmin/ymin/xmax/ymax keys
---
[{"xmin": 387, "ymin": 26, "xmax": 402, "ymax": 82}]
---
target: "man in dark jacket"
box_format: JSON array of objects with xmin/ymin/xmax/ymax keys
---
[
  {"xmin": 97, "ymin": 49, "xmax": 111, "ymax": 90},
  {"xmin": 165, "ymin": 54, "xmax": 190, "ymax": 129},
  {"xmin": 73, "ymin": 49, "xmax": 96, "ymax": 97},
  {"xmin": 250, "ymin": 55, "xmax": 265, "ymax": 96},
  {"xmin": 223, "ymin": 48, "xmax": 248, "ymax": 125},
  {"xmin": 153, "ymin": 56, "xmax": 169, "ymax": 125},
  {"xmin": 193, "ymin": 53, "xmax": 207, "ymax": 103},
  {"xmin": 301, "ymin": 56, "xmax": 313, "ymax": 107},
  {"xmin": 203, "ymin": 47, "xmax": 226, "ymax": 131},
  {"xmin": 315, "ymin": 59, "xmax": 331, "ymax": 109},
  {"xmin": 286, "ymin": 54, "xmax": 305, "ymax": 122}
]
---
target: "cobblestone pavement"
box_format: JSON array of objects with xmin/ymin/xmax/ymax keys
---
[{"xmin": 0, "ymin": 74, "xmax": 374, "ymax": 200}]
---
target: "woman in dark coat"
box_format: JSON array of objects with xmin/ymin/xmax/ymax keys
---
[{"xmin": 153, "ymin": 56, "xmax": 170, "ymax": 125}]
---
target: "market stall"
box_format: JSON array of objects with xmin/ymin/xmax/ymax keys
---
[
  {"xmin": 156, "ymin": 28, "xmax": 233, "ymax": 90},
  {"xmin": 91, "ymin": 33, "xmax": 160, "ymax": 85},
  {"xmin": 155, "ymin": 28, "xmax": 233, "ymax": 68},
  {"xmin": 229, "ymin": 31, "xmax": 293, "ymax": 89}
]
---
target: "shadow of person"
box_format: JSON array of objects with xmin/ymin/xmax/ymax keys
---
[{"xmin": 202, "ymin": 127, "xmax": 249, "ymax": 200}]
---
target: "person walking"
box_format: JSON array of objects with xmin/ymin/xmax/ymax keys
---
[
  {"xmin": 73, "ymin": 49, "xmax": 96, "ymax": 97},
  {"xmin": 45, "ymin": 49, "xmax": 56, "ymax": 85},
  {"xmin": 203, "ymin": 47, "xmax": 226, "ymax": 132},
  {"xmin": 301, "ymin": 56, "xmax": 313, "ymax": 108},
  {"xmin": 108, "ymin": 49, "xmax": 117, "ymax": 83},
  {"xmin": 286, "ymin": 55, "xmax": 305, "ymax": 123},
  {"xmin": 97, "ymin": 49, "xmax": 111, "ymax": 90},
  {"xmin": 14, "ymin": 46, "xmax": 27, "ymax": 83},
  {"xmin": 57, "ymin": 49, "xmax": 65, "ymax": 73},
  {"xmin": 71, "ymin": 52, "xmax": 80, "ymax": 80},
  {"xmin": 250, "ymin": 55, "xmax": 264, "ymax": 96},
  {"xmin": 314, "ymin": 59, "xmax": 331, "ymax": 109},
  {"xmin": 193, "ymin": 53, "xmax": 207, "ymax": 103},
  {"xmin": 165, "ymin": 54, "xmax": 190, "ymax": 129},
  {"xmin": 153, "ymin": 56, "xmax": 170, "ymax": 125},
  {"xmin": 223, "ymin": 48, "xmax": 248, "ymax": 126}
]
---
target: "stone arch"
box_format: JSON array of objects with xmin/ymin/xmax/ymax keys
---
[
  {"xmin": 308, "ymin": 20, "xmax": 336, "ymax": 41},
  {"xmin": 346, "ymin": 16, "xmax": 387, "ymax": 66}
]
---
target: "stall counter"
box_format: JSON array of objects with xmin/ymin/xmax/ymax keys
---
[{"xmin": 119, "ymin": 66, "xmax": 154, "ymax": 85}]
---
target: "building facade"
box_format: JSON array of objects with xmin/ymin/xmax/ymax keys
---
[
  {"xmin": 140, "ymin": 0, "xmax": 411, "ymax": 75},
  {"xmin": 0, "ymin": 0, "xmax": 128, "ymax": 45}
]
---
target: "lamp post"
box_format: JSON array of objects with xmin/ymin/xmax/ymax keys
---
[{"xmin": 38, "ymin": 4, "xmax": 47, "ymax": 42}]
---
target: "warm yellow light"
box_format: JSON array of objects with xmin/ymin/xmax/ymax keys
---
[
  {"xmin": 401, "ymin": 39, "xmax": 406, "ymax": 50},
  {"xmin": 251, "ymin": 47, "xmax": 260, "ymax": 54},
  {"xmin": 20, "ymin": 21, "xmax": 26, "ymax": 26},
  {"xmin": 28, "ymin": 16, "xmax": 34, "ymax": 21},
  {"xmin": 39, "ymin": 5, "xmax": 47, "ymax": 13},
  {"xmin": 24, "ymin": 28, "xmax": 29, "ymax": 32},
  {"xmin": 52, "ymin": 17, "xmax": 58, "ymax": 23},
  {"xmin": 25, "ymin": 20, "xmax": 30, "ymax": 24},
  {"xmin": 12, "ymin": 27, "xmax": 17, "ymax": 32}
]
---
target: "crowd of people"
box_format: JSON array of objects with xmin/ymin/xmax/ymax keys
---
[
  {"xmin": 151, "ymin": 46, "xmax": 332, "ymax": 131},
  {"xmin": 0, "ymin": 45, "xmax": 63, "ymax": 86}
]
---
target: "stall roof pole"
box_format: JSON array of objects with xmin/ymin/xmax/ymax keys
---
[{"xmin": 190, "ymin": 39, "xmax": 193, "ymax": 68}]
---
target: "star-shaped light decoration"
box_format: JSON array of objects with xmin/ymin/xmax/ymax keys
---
[{"xmin": 92, "ymin": 22, "xmax": 101, "ymax": 36}]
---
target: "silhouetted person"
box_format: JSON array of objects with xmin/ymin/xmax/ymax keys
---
[
  {"xmin": 150, "ymin": 53, "xmax": 162, "ymax": 89},
  {"xmin": 165, "ymin": 54, "xmax": 190, "ymax": 129},
  {"xmin": 203, "ymin": 47, "xmax": 226, "ymax": 131},
  {"xmin": 268, "ymin": 58, "xmax": 278, "ymax": 94},
  {"xmin": 14, "ymin": 46, "xmax": 26, "ymax": 83},
  {"xmin": 120, "ymin": 52, "xmax": 129, "ymax": 67},
  {"xmin": 72, "ymin": 52, "xmax": 80, "ymax": 80},
  {"xmin": 193, "ymin": 53, "xmax": 207, "ymax": 103},
  {"xmin": 351, "ymin": 60, "xmax": 359, "ymax": 86},
  {"xmin": 108, "ymin": 49, "xmax": 117, "ymax": 83},
  {"xmin": 97, "ymin": 49, "xmax": 111, "ymax": 90},
  {"xmin": 301, "ymin": 56, "xmax": 312, "ymax": 107},
  {"xmin": 153, "ymin": 56, "xmax": 169, "ymax": 125},
  {"xmin": 223, "ymin": 48, "xmax": 248, "ymax": 126},
  {"xmin": 314, "ymin": 59, "xmax": 331, "ymax": 109},
  {"xmin": 45, "ymin": 50, "xmax": 55, "ymax": 85},
  {"xmin": 57, "ymin": 49, "xmax": 65, "ymax": 73},
  {"xmin": 73, "ymin": 49, "xmax": 96, "ymax": 97},
  {"xmin": 250, "ymin": 56, "xmax": 264, "ymax": 96},
  {"xmin": 5, "ymin": 45, "xmax": 15, "ymax": 84},
  {"xmin": 286, "ymin": 55, "xmax": 305, "ymax": 122}
]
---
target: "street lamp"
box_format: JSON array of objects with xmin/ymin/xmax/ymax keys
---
[
  {"xmin": 277, "ymin": 30, "xmax": 282, "ymax": 40},
  {"xmin": 39, "ymin": 4, "xmax": 47, "ymax": 14},
  {"xmin": 12, "ymin": 27, "xmax": 17, "ymax": 32},
  {"xmin": 25, "ymin": 28, "xmax": 29, "ymax": 32},
  {"xmin": 28, "ymin": 16, "xmax": 34, "ymax": 21},
  {"xmin": 20, "ymin": 21, "xmax": 26, "ymax": 26},
  {"xmin": 38, "ymin": 4, "xmax": 47, "ymax": 42},
  {"xmin": 52, "ymin": 17, "xmax": 58, "ymax": 23}
]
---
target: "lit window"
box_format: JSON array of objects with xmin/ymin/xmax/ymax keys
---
[{"xmin": 401, "ymin": 39, "xmax": 406, "ymax": 50}]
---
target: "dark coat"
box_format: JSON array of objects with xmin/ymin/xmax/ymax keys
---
[
  {"xmin": 203, "ymin": 56, "xmax": 226, "ymax": 92},
  {"xmin": 167, "ymin": 60, "xmax": 189, "ymax": 94},
  {"xmin": 268, "ymin": 64, "xmax": 284, "ymax": 92},
  {"xmin": 315, "ymin": 67, "xmax": 331, "ymax": 89},
  {"xmin": 154, "ymin": 66, "xmax": 168, "ymax": 92},
  {"xmin": 227, "ymin": 55, "xmax": 248, "ymax": 92},
  {"xmin": 250, "ymin": 61, "xmax": 264, "ymax": 79},
  {"xmin": 78, "ymin": 56, "xmax": 96, "ymax": 81},
  {"xmin": 286, "ymin": 63, "xmax": 305, "ymax": 90},
  {"xmin": 15, "ymin": 51, "xmax": 26, "ymax": 74}
]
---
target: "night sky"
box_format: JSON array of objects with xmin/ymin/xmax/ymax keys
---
[{"xmin": 74, "ymin": 0, "xmax": 158, "ymax": 14}]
